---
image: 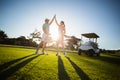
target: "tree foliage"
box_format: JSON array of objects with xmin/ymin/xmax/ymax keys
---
[
  {"xmin": 0, "ymin": 30, "xmax": 8, "ymax": 42},
  {"xmin": 65, "ymin": 35, "xmax": 81, "ymax": 50},
  {"xmin": 0, "ymin": 30, "xmax": 37, "ymax": 47}
]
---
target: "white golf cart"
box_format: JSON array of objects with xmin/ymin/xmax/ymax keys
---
[{"xmin": 78, "ymin": 33, "xmax": 100, "ymax": 56}]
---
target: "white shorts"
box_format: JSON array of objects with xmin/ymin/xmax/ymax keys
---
[{"xmin": 41, "ymin": 33, "xmax": 49, "ymax": 43}]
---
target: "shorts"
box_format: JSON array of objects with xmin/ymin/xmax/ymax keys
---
[{"xmin": 41, "ymin": 33, "xmax": 49, "ymax": 43}]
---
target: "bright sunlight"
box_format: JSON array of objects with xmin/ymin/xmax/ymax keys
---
[{"xmin": 50, "ymin": 22, "xmax": 59, "ymax": 41}]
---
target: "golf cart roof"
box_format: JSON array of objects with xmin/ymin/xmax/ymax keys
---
[{"xmin": 81, "ymin": 33, "xmax": 99, "ymax": 38}]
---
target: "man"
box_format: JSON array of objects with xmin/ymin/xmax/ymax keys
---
[{"xmin": 35, "ymin": 16, "xmax": 55, "ymax": 54}]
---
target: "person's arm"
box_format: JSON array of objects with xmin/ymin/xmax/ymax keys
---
[
  {"xmin": 49, "ymin": 15, "xmax": 55, "ymax": 25},
  {"xmin": 55, "ymin": 16, "xmax": 60, "ymax": 26},
  {"xmin": 64, "ymin": 26, "xmax": 66, "ymax": 34}
]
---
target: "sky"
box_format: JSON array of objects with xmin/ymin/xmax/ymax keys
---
[{"xmin": 0, "ymin": 0, "xmax": 120, "ymax": 50}]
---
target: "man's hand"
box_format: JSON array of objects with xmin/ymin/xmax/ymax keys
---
[
  {"xmin": 49, "ymin": 15, "xmax": 56, "ymax": 25},
  {"xmin": 54, "ymin": 14, "xmax": 56, "ymax": 18}
]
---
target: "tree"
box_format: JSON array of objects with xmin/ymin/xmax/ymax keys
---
[
  {"xmin": 16, "ymin": 36, "xmax": 26, "ymax": 46},
  {"xmin": 0, "ymin": 29, "xmax": 38, "ymax": 47},
  {"xmin": 66, "ymin": 35, "xmax": 81, "ymax": 50},
  {"xmin": 28, "ymin": 29, "xmax": 41, "ymax": 41},
  {"xmin": 0, "ymin": 30, "xmax": 8, "ymax": 43}
]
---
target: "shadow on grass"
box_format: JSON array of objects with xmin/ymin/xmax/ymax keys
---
[
  {"xmin": 0, "ymin": 55, "xmax": 39, "ymax": 80},
  {"xmin": 66, "ymin": 56, "xmax": 91, "ymax": 80},
  {"xmin": 58, "ymin": 56, "xmax": 70, "ymax": 80},
  {"xmin": 86, "ymin": 55, "xmax": 120, "ymax": 65},
  {"xmin": 0, "ymin": 54, "xmax": 34, "ymax": 71}
]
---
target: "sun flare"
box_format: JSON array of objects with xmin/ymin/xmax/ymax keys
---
[{"xmin": 50, "ymin": 23, "xmax": 59, "ymax": 41}]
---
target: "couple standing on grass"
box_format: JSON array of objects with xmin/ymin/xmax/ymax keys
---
[{"xmin": 35, "ymin": 15, "xmax": 66, "ymax": 56}]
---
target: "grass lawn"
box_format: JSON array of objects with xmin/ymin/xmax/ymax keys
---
[{"xmin": 0, "ymin": 44, "xmax": 120, "ymax": 80}]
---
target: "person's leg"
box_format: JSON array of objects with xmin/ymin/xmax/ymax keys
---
[
  {"xmin": 61, "ymin": 36, "xmax": 66, "ymax": 56},
  {"xmin": 41, "ymin": 33, "xmax": 48, "ymax": 54},
  {"xmin": 42, "ymin": 41, "xmax": 46, "ymax": 54},
  {"xmin": 35, "ymin": 46, "xmax": 39, "ymax": 54},
  {"xmin": 62, "ymin": 42, "xmax": 66, "ymax": 56},
  {"xmin": 35, "ymin": 44, "xmax": 40, "ymax": 54},
  {"xmin": 35, "ymin": 41, "xmax": 43, "ymax": 54}
]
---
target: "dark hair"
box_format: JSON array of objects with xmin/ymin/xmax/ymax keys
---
[
  {"xmin": 61, "ymin": 21, "xmax": 64, "ymax": 25},
  {"xmin": 45, "ymin": 18, "xmax": 49, "ymax": 22},
  {"xmin": 61, "ymin": 21, "xmax": 65, "ymax": 27}
]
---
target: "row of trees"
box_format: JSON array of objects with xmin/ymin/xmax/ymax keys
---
[
  {"xmin": 0, "ymin": 30, "xmax": 81, "ymax": 50},
  {"xmin": 100, "ymin": 49, "xmax": 120, "ymax": 54},
  {"xmin": 0, "ymin": 30, "xmax": 37, "ymax": 47}
]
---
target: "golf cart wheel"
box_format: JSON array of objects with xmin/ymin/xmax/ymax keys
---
[
  {"xmin": 88, "ymin": 49, "xmax": 94, "ymax": 56},
  {"xmin": 78, "ymin": 49, "xmax": 81, "ymax": 55}
]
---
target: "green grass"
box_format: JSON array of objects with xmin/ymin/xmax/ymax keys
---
[{"xmin": 0, "ymin": 45, "xmax": 120, "ymax": 80}]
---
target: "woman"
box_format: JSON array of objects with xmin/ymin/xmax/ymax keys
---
[{"xmin": 55, "ymin": 16, "xmax": 66, "ymax": 56}]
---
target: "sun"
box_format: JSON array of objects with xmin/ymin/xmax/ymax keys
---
[
  {"xmin": 51, "ymin": 31, "xmax": 58, "ymax": 41},
  {"xmin": 50, "ymin": 23, "xmax": 59, "ymax": 41}
]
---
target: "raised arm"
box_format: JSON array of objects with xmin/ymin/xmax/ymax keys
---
[
  {"xmin": 49, "ymin": 15, "xmax": 55, "ymax": 25},
  {"xmin": 55, "ymin": 16, "xmax": 60, "ymax": 26},
  {"xmin": 64, "ymin": 27, "xmax": 66, "ymax": 34}
]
